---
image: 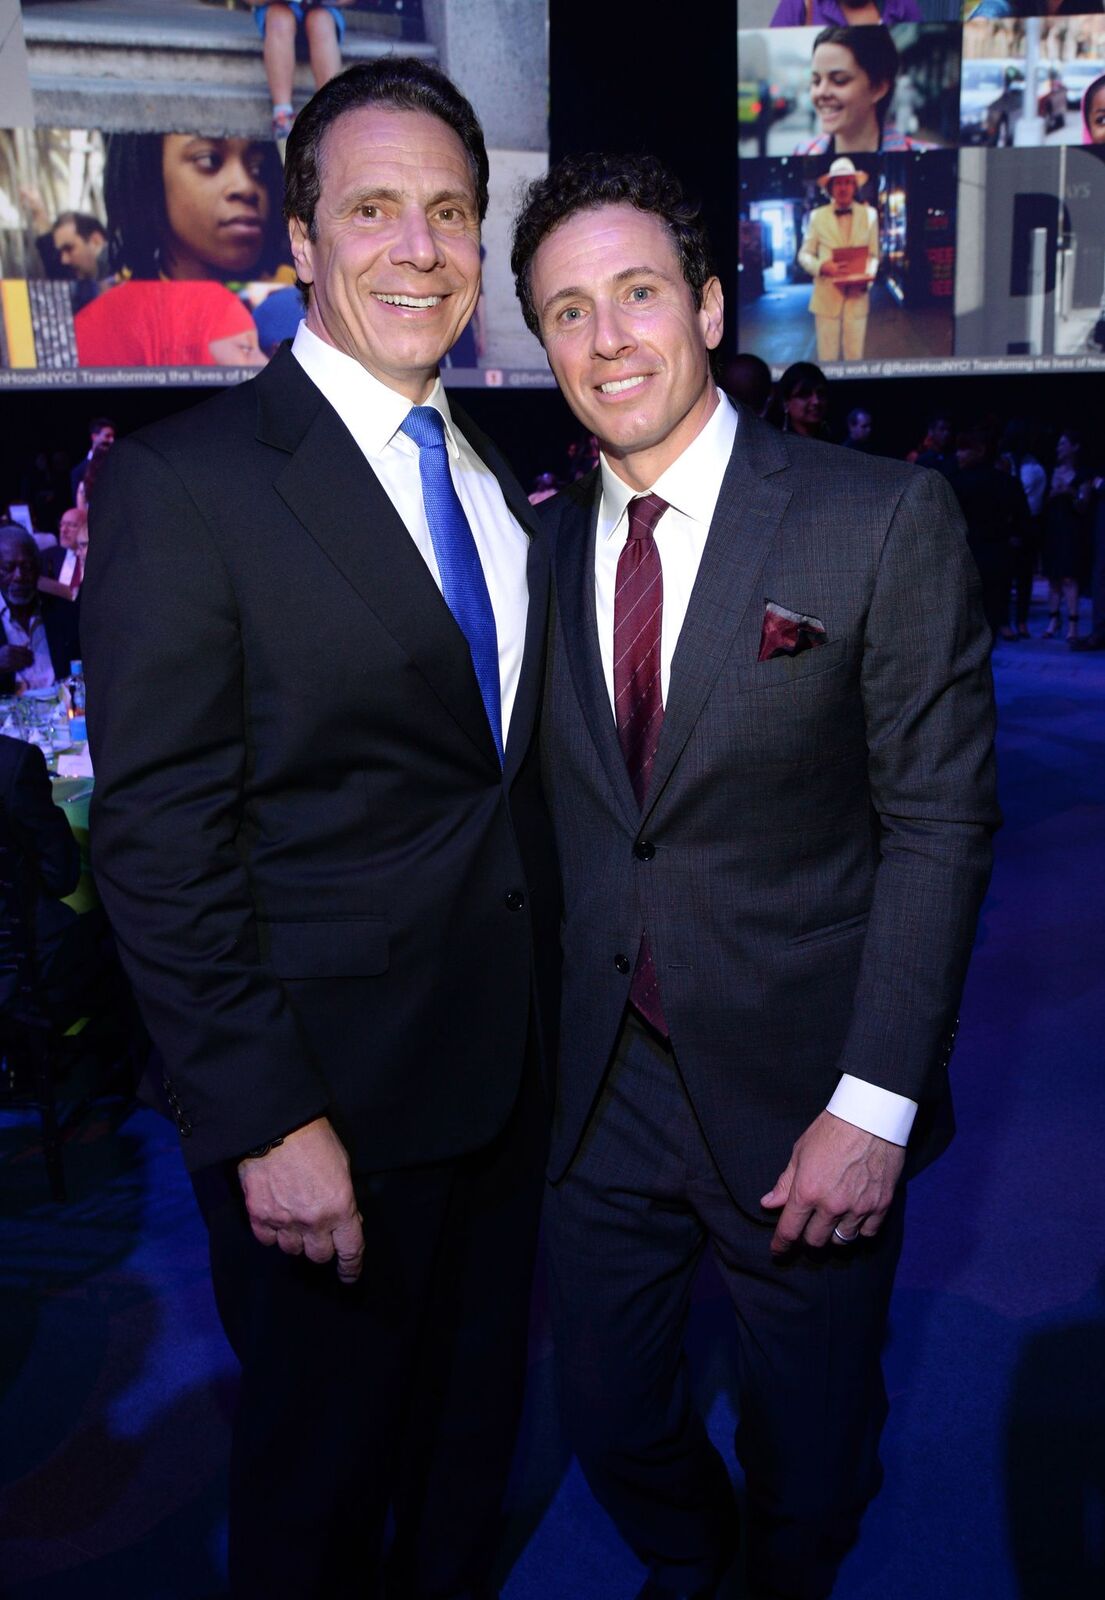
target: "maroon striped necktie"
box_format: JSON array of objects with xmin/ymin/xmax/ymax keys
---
[{"xmin": 613, "ymin": 492, "xmax": 669, "ymax": 1036}]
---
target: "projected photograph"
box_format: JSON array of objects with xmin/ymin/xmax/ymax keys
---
[
  {"xmin": 738, "ymin": 23, "xmax": 962, "ymax": 156},
  {"xmin": 737, "ymin": 151, "xmax": 957, "ymax": 374},
  {"xmin": 743, "ymin": 3, "xmax": 967, "ymax": 26},
  {"xmin": 955, "ymin": 145, "xmax": 1105, "ymax": 367},
  {"xmin": 3, "ymin": 1, "xmax": 551, "ymax": 387},
  {"xmin": 960, "ymin": 14, "xmax": 1105, "ymax": 145}
]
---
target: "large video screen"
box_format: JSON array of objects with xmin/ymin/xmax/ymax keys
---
[
  {"xmin": 738, "ymin": 1, "xmax": 1105, "ymax": 378},
  {"xmin": 0, "ymin": 0, "xmax": 551, "ymax": 391}
]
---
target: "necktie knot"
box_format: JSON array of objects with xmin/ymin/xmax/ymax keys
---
[
  {"xmin": 399, "ymin": 405, "xmax": 448, "ymax": 452},
  {"xmin": 626, "ymin": 492, "xmax": 669, "ymax": 543}
]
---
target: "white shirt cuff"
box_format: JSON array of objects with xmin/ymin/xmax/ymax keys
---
[{"xmin": 827, "ymin": 1075, "xmax": 917, "ymax": 1146}]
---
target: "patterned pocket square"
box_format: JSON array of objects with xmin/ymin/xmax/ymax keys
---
[{"xmin": 758, "ymin": 600, "xmax": 827, "ymax": 662}]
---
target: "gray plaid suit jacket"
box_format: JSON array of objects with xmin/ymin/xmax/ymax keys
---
[{"xmin": 541, "ymin": 409, "xmax": 1000, "ymax": 1211}]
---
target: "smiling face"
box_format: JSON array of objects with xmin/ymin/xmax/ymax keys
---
[
  {"xmin": 0, "ymin": 535, "xmax": 40, "ymax": 610},
  {"xmin": 785, "ymin": 384, "xmax": 827, "ymax": 435},
  {"xmin": 829, "ymin": 174, "xmax": 858, "ymax": 208},
  {"xmin": 161, "ymin": 135, "xmax": 270, "ymax": 279},
  {"xmin": 528, "ymin": 204, "xmax": 723, "ymax": 490},
  {"xmin": 810, "ymin": 42, "xmax": 889, "ymax": 153},
  {"xmin": 290, "ymin": 106, "xmax": 482, "ymax": 401}
]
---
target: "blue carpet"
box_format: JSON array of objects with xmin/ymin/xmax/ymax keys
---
[{"xmin": 2, "ymin": 626, "xmax": 1103, "ymax": 1598}]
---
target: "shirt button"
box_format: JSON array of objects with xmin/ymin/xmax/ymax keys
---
[
  {"xmin": 504, "ymin": 889, "xmax": 525, "ymax": 912},
  {"xmin": 614, "ymin": 953, "xmax": 631, "ymax": 975},
  {"xmin": 633, "ymin": 839, "xmax": 656, "ymax": 861}
]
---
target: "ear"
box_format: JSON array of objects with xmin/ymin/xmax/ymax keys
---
[
  {"xmin": 698, "ymin": 276, "xmax": 724, "ymax": 353},
  {"xmin": 288, "ymin": 216, "xmax": 314, "ymax": 286}
]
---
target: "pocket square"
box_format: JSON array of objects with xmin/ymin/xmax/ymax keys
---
[{"xmin": 758, "ymin": 600, "xmax": 827, "ymax": 662}]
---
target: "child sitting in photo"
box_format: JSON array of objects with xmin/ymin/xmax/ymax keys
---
[{"xmin": 248, "ymin": 2, "xmax": 354, "ymax": 140}]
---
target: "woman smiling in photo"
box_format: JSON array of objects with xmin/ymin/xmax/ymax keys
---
[{"xmin": 795, "ymin": 26, "xmax": 928, "ymax": 154}]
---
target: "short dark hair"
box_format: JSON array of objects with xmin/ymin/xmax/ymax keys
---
[
  {"xmin": 847, "ymin": 407, "xmax": 871, "ymax": 426},
  {"xmin": 813, "ymin": 26, "xmax": 900, "ymax": 133},
  {"xmin": 52, "ymin": 210, "xmax": 105, "ymax": 241},
  {"xmin": 283, "ymin": 57, "xmax": 490, "ymax": 252},
  {"xmin": 89, "ymin": 416, "xmax": 114, "ymax": 435},
  {"xmin": 103, "ymin": 132, "xmax": 288, "ymax": 280},
  {"xmin": 510, "ymin": 152, "xmax": 716, "ymax": 342}
]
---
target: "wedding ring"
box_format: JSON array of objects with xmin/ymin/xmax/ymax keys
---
[{"xmin": 833, "ymin": 1225, "xmax": 860, "ymax": 1243}]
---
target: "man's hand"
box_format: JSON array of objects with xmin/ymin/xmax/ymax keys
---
[
  {"xmin": 760, "ymin": 1110, "xmax": 905, "ymax": 1257},
  {"xmin": 238, "ymin": 1115, "xmax": 364, "ymax": 1284},
  {"xmin": 0, "ymin": 644, "xmax": 34, "ymax": 674}
]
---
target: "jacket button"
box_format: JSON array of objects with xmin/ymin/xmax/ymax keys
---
[
  {"xmin": 178, "ymin": 1119, "xmax": 193, "ymax": 1138},
  {"xmin": 614, "ymin": 953, "xmax": 631, "ymax": 974},
  {"xmin": 633, "ymin": 839, "xmax": 655, "ymax": 861},
  {"xmin": 504, "ymin": 889, "xmax": 525, "ymax": 912}
]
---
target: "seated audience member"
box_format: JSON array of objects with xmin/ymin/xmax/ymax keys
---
[
  {"xmin": 843, "ymin": 405, "xmax": 875, "ymax": 450},
  {"xmin": 247, "ymin": 2, "xmax": 354, "ymax": 139},
  {"xmin": 528, "ymin": 472, "xmax": 560, "ymax": 506},
  {"xmin": 0, "ymin": 733, "xmax": 115, "ymax": 1030},
  {"xmin": 765, "ymin": 361, "xmax": 832, "ymax": 438},
  {"xmin": 40, "ymin": 509, "xmax": 88, "ymax": 594},
  {"xmin": 0, "ymin": 527, "xmax": 80, "ymax": 692},
  {"xmin": 70, "ymin": 418, "xmax": 115, "ymax": 502},
  {"xmin": 723, "ymin": 351, "xmax": 773, "ymax": 416}
]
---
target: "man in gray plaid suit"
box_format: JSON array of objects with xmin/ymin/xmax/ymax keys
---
[{"xmin": 511, "ymin": 153, "xmax": 1000, "ymax": 1600}]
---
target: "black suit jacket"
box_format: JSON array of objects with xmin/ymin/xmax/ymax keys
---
[
  {"xmin": 541, "ymin": 412, "xmax": 1000, "ymax": 1211},
  {"xmin": 83, "ymin": 346, "xmax": 559, "ymax": 1172}
]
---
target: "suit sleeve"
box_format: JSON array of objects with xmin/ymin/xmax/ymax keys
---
[
  {"xmin": 6, "ymin": 741, "xmax": 81, "ymax": 900},
  {"xmin": 835, "ymin": 466, "xmax": 1000, "ymax": 1105},
  {"xmin": 797, "ymin": 214, "xmax": 823, "ymax": 282},
  {"xmin": 83, "ymin": 437, "xmax": 329, "ymax": 1170}
]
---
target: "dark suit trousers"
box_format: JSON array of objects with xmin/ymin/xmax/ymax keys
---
[
  {"xmin": 193, "ymin": 1051, "xmax": 546, "ymax": 1600},
  {"xmin": 545, "ymin": 1013, "xmax": 904, "ymax": 1600}
]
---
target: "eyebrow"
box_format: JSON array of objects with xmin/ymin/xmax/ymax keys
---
[
  {"xmin": 341, "ymin": 185, "xmax": 474, "ymax": 211},
  {"xmin": 540, "ymin": 262, "xmax": 678, "ymax": 318}
]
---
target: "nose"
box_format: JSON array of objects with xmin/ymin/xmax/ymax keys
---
[
  {"xmin": 225, "ymin": 160, "xmax": 262, "ymax": 206},
  {"xmin": 591, "ymin": 299, "xmax": 636, "ymax": 361},
  {"xmin": 390, "ymin": 204, "xmax": 444, "ymax": 271}
]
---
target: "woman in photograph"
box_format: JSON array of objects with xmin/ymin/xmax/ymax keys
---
[
  {"xmin": 795, "ymin": 25, "xmax": 928, "ymax": 154},
  {"xmin": 1082, "ymin": 72, "xmax": 1105, "ymax": 145},
  {"xmin": 101, "ymin": 131, "xmax": 291, "ymax": 283},
  {"xmin": 771, "ymin": 1, "xmax": 921, "ymax": 23}
]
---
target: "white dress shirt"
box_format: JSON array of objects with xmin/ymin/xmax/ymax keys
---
[
  {"xmin": 291, "ymin": 321, "xmax": 530, "ymax": 749},
  {"xmin": 0, "ymin": 602, "xmax": 55, "ymax": 690},
  {"xmin": 594, "ymin": 391, "xmax": 916, "ymax": 1148}
]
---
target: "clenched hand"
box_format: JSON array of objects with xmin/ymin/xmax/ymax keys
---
[{"xmin": 238, "ymin": 1116, "xmax": 364, "ymax": 1283}]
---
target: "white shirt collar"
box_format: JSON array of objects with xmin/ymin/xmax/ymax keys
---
[
  {"xmin": 290, "ymin": 318, "xmax": 462, "ymax": 461},
  {"xmin": 597, "ymin": 390, "xmax": 739, "ymax": 540}
]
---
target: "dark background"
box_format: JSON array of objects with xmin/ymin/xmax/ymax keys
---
[{"xmin": 2, "ymin": 2, "xmax": 1104, "ymax": 502}]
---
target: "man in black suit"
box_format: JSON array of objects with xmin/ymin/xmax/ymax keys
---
[
  {"xmin": 83, "ymin": 60, "xmax": 557, "ymax": 1600},
  {"xmin": 511, "ymin": 154, "xmax": 999, "ymax": 1599}
]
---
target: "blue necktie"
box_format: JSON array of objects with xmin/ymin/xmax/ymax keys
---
[{"xmin": 399, "ymin": 406, "xmax": 504, "ymax": 764}]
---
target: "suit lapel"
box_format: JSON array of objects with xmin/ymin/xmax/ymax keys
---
[
  {"xmin": 554, "ymin": 477, "xmax": 640, "ymax": 829},
  {"xmin": 257, "ymin": 349, "xmax": 498, "ymax": 767},
  {"xmin": 643, "ymin": 416, "xmax": 792, "ymax": 823}
]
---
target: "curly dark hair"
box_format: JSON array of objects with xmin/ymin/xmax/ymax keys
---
[
  {"xmin": 103, "ymin": 132, "xmax": 288, "ymax": 281},
  {"xmin": 510, "ymin": 152, "xmax": 716, "ymax": 343},
  {"xmin": 283, "ymin": 57, "xmax": 489, "ymax": 247},
  {"xmin": 812, "ymin": 26, "xmax": 900, "ymax": 136}
]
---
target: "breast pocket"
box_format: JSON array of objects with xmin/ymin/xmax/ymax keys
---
[
  {"xmin": 262, "ymin": 918, "xmax": 389, "ymax": 978},
  {"xmin": 732, "ymin": 636, "xmax": 850, "ymax": 693}
]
